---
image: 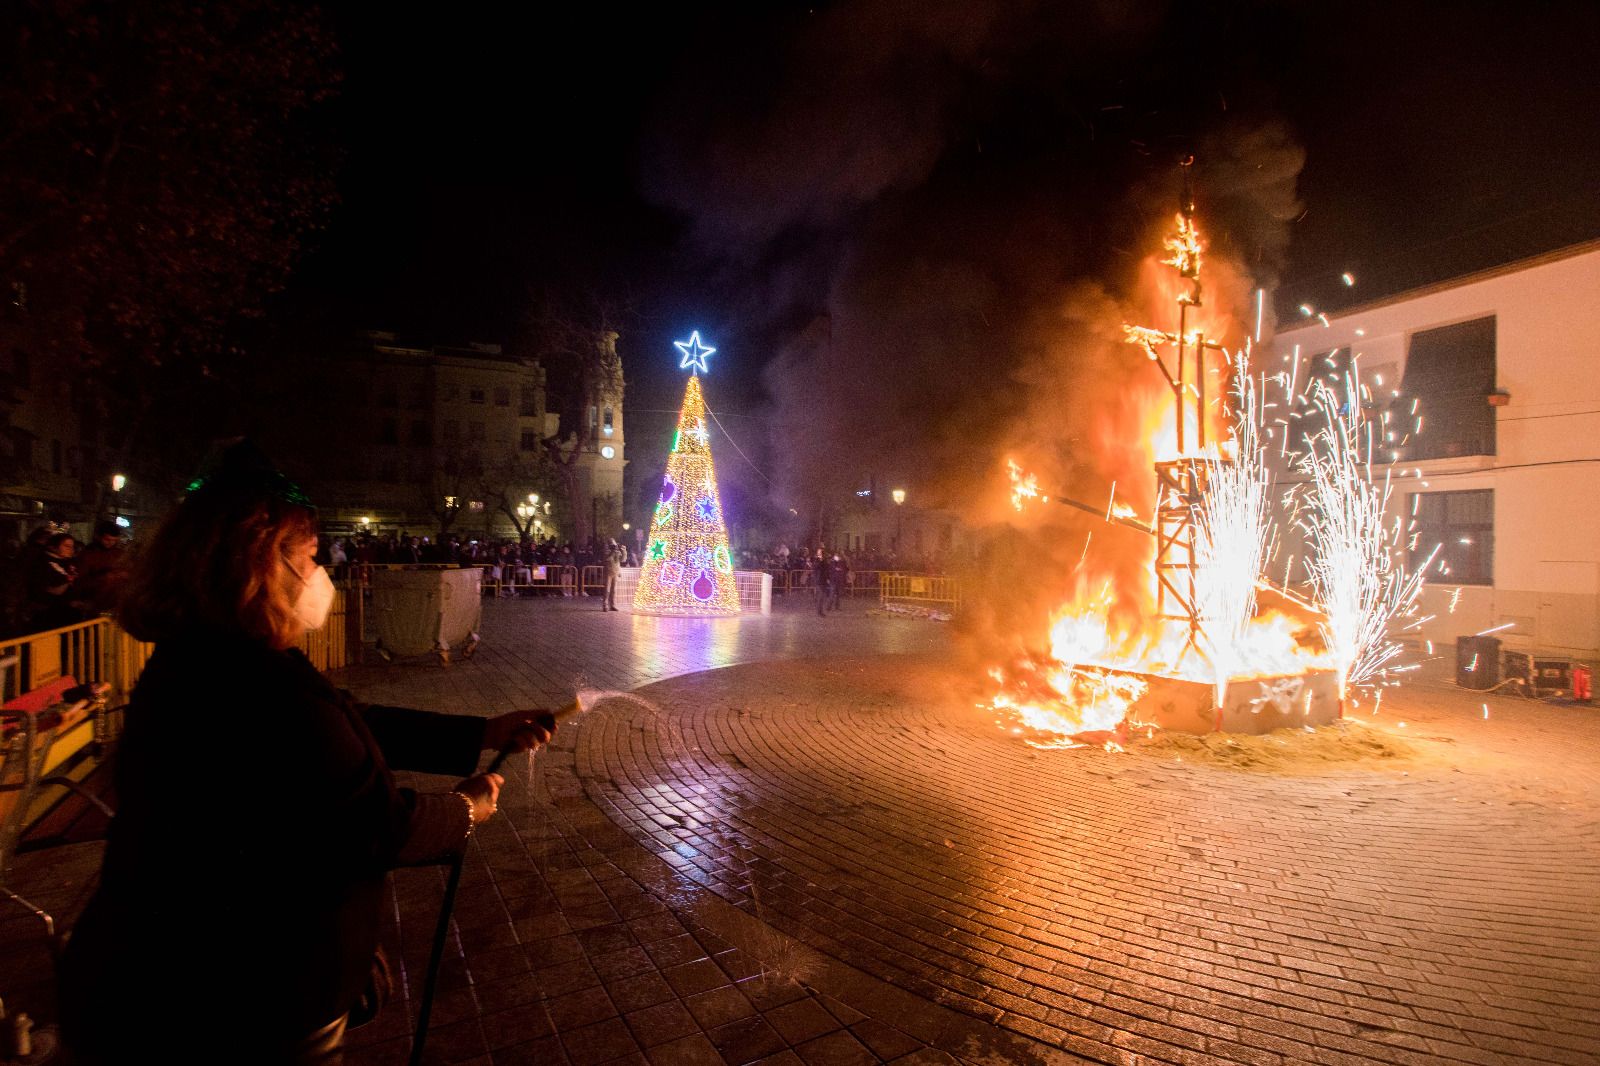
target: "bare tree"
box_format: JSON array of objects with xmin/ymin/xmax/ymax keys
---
[
  {"xmin": 483, "ymin": 450, "xmax": 556, "ymax": 541},
  {"xmin": 524, "ymin": 289, "xmax": 634, "ymax": 545},
  {"xmin": 431, "ymin": 449, "xmax": 483, "ymax": 538}
]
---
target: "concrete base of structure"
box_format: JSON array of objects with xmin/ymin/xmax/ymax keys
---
[{"xmin": 1129, "ymin": 669, "xmax": 1341, "ymax": 735}]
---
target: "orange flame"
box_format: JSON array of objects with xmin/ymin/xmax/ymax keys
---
[{"xmin": 989, "ymin": 212, "xmax": 1329, "ymax": 746}]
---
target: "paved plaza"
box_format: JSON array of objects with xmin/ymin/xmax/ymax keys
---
[{"xmin": 3, "ymin": 596, "xmax": 1598, "ymax": 1065}]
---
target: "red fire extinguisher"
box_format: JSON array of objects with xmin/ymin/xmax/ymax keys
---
[{"xmin": 1574, "ymin": 665, "xmax": 1592, "ymax": 703}]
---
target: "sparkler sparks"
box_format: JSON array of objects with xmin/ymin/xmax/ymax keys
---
[
  {"xmin": 1194, "ymin": 358, "xmax": 1273, "ymax": 701},
  {"xmin": 1295, "ymin": 378, "xmax": 1434, "ymax": 694}
]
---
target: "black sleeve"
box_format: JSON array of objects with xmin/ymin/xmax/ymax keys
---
[
  {"xmin": 392, "ymin": 790, "xmax": 474, "ymax": 867},
  {"xmin": 355, "ymin": 701, "xmax": 488, "ymax": 778}
]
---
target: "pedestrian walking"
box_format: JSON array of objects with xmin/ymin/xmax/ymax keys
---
[{"xmin": 814, "ymin": 549, "xmax": 831, "ymax": 617}]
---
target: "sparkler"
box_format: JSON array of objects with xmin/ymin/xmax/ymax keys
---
[
  {"xmin": 1295, "ymin": 378, "xmax": 1435, "ymax": 695},
  {"xmin": 1194, "ymin": 357, "xmax": 1273, "ymax": 701}
]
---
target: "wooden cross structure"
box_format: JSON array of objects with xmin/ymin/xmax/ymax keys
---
[{"xmin": 1123, "ymin": 161, "xmax": 1229, "ymax": 654}]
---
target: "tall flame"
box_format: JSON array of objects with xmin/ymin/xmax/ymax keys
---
[{"xmin": 989, "ymin": 211, "xmax": 1331, "ymax": 747}]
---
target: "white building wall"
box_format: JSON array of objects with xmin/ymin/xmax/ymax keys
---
[{"xmin": 1274, "ymin": 241, "xmax": 1600, "ymax": 661}]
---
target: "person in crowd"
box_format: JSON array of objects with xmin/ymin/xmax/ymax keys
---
[
  {"xmin": 828, "ymin": 553, "xmax": 849, "ymax": 612},
  {"xmin": 58, "ymin": 443, "xmax": 555, "ymax": 1064},
  {"xmin": 813, "ymin": 548, "xmax": 831, "ymax": 617},
  {"xmin": 23, "ymin": 530, "xmax": 82, "ymax": 631},
  {"xmin": 602, "ymin": 537, "xmax": 625, "ymax": 611},
  {"xmin": 73, "ymin": 520, "xmax": 131, "ymax": 616}
]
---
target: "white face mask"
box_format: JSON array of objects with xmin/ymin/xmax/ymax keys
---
[{"xmin": 288, "ymin": 561, "xmax": 336, "ymax": 631}]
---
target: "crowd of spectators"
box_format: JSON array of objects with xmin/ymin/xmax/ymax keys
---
[
  {"xmin": 0, "ymin": 521, "xmax": 131, "ymax": 637},
  {"xmin": 323, "ymin": 532, "xmax": 630, "ymax": 595},
  {"xmin": 0, "ymin": 524, "xmax": 956, "ymax": 637},
  {"xmin": 730, "ymin": 544, "xmax": 952, "ymax": 578}
]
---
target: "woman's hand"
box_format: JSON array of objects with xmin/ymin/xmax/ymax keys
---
[
  {"xmin": 483, "ymin": 710, "xmax": 556, "ymax": 754},
  {"xmin": 454, "ymin": 772, "xmax": 504, "ymax": 824}
]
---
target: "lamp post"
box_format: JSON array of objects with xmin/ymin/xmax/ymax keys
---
[
  {"xmin": 111, "ymin": 473, "xmax": 127, "ymax": 519},
  {"xmin": 892, "ymin": 488, "xmax": 906, "ymax": 551}
]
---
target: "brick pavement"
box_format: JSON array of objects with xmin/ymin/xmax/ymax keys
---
[{"xmin": 3, "ymin": 597, "xmax": 1598, "ymax": 1065}]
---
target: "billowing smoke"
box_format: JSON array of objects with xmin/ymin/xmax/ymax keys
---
[{"xmin": 642, "ymin": 0, "xmax": 1304, "ymax": 655}]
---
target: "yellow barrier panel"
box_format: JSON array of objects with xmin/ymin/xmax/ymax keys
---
[
  {"xmin": 0, "ymin": 586, "xmax": 352, "ymax": 706},
  {"xmin": 879, "ymin": 571, "xmax": 961, "ymax": 612}
]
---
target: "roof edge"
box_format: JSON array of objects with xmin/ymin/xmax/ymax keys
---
[{"xmin": 1279, "ymin": 236, "xmax": 1600, "ymax": 334}]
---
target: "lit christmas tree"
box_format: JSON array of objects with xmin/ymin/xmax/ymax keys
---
[{"xmin": 634, "ymin": 332, "xmax": 740, "ymax": 614}]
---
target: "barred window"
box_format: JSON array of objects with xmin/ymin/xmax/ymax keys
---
[
  {"xmin": 1411, "ymin": 490, "xmax": 1493, "ymax": 585},
  {"xmin": 1400, "ymin": 317, "xmax": 1496, "ymax": 460}
]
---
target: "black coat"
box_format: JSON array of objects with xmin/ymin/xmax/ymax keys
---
[{"xmin": 59, "ymin": 629, "xmax": 487, "ymax": 1053}]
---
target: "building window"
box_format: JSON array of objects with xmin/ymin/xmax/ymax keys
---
[
  {"xmin": 407, "ymin": 384, "xmax": 427, "ymax": 410},
  {"xmin": 588, "ymin": 405, "xmax": 598, "ymax": 429},
  {"xmin": 468, "ymin": 500, "xmax": 486, "ymax": 512},
  {"xmin": 446, "ymin": 384, "xmax": 461, "ymax": 402},
  {"xmin": 50, "ymin": 439, "xmax": 62, "ymax": 474},
  {"xmin": 520, "ymin": 429, "xmax": 540, "ymax": 451},
  {"xmin": 494, "ymin": 386, "xmax": 510, "ymax": 407},
  {"xmin": 603, "ymin": 406, "xmax": 614, "ymax": 435},
  {"xmin": 13, "ymin": 350, "xmax": 30, "ymax": 388},
  {"xmin": 469, "ymin": 387, "xmax": 485, "ymax": 404},
  {"xmin": 520, "ymin": 387, "xmax": 538, "ymax": 417},
  {"xmin": 379, "ymin": 418, "xmax": 398, "ymax": 445},
  {"xmin": 409, "ymin": 420, "xmax": 430, "ymax": 446},
  {"xmin": 379, "ymin": 384, "xmax": 399, "ymax": 409},
  {"xmin": 1288, "ymin": 347, "xmax": 1357, "ymax": 457},
  {"xmin": 1400, "ymin": 316, "xmax": 1496, "ymax": 461},
  {"xmin": 468, "ymin": 421, "xmax": 485, "ymax": 441},
  {"xmin": 443, "ymin": 420, "xmax": 460, "ymax": 443},
  {"xmin": 1412, "ymin": 490, "xmax": 1493, "ymax": 585}
]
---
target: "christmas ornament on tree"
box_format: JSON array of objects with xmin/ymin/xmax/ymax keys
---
[{"xmin": 634, "ymin": 335, "xmax": 739, "ymax": 615}]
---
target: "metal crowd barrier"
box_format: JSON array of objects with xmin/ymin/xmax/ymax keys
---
[
  {"xmin": 475, "ymin": 563, "xmax": 581, "ymax": 598},
  {"xmin": 0, "ymin": 585, "xmax": 352, "ymax": 706},
  {"xmin": 766, "ymin": 568, "xmax": 893, "ymax": 597},
  {"xmin": 879, "ymin": 572, "xmax": 961, "ymax": 612}
]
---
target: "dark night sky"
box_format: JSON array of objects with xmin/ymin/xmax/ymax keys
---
[{"xmin": 269, "ymin": 1, "xmax": 1600, "ymax": 512}]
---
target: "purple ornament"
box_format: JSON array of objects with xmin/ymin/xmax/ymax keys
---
[
  {"xmin": 691, "ymin": 570, "xmax": 716, "ymax": 602},
  {"xmin": 660, "ymin": 479, "xmax": 677, "ymax": 505}
]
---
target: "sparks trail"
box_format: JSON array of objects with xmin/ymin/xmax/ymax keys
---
[{"xmin": 1292, "ymin": 375, "xmax": 1434, "ymax": 696}]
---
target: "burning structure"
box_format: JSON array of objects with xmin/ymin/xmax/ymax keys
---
[{"xmin": 991, "ymin": 167, "xmax": 1427, "ymax": 747}]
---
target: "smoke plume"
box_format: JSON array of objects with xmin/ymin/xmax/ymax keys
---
[{"xmin": 643, "ymin": 0, "xmax": 1305, "ymax": 653}]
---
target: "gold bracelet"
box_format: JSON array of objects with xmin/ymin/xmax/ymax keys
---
[{"xmin": 451, "ymin": 791, "xmax": 476, "ymax": 839}]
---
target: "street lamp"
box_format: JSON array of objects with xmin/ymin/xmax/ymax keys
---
[
  {"xmin": 891, "ymin": 488, "xmax": 906, "ymax": 506},
  {"xmin": 528, "ymin": 493, "xmax": 539, "ymax": 505},
  {"xmin": 111, "ymin": 473, "xmax": 127, "ymax": 518},
  {"xmin": 891, "ymin": 489, "xmax": 906, "ymax": 550},
  {"xmin": 111, "ymin": 473, "xmax": 127, "ymax": 493}
]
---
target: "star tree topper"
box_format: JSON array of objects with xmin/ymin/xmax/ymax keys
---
[{"xmin": 674, "ymin": 331, "xmax": 715, "ymax": 374}]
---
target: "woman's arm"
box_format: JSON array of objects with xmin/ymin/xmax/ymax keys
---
[{"xmin": 355, "ymin": 701, "xmax": 487, "ymax": 778}]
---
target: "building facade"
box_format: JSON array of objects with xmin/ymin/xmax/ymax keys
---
[
  {"xmin": 282, "ymin": 331, "xmax": 626, "ymax": 543},
  {"xmin": 1273, "ymin": 240, "xmax": 1600, "ymax": 662}
]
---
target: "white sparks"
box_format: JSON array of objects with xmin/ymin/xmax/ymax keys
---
[
  {"xmin": 1295, "ymin": 377, "xmax": 1434, "ymax": 695},
  {"xmin": 1195, "ymin": 352, "xmax": 1275, "ymax": 703}
]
